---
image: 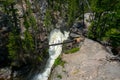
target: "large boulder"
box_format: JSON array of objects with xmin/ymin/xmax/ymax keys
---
[{"xmin": 50, "ymin": 38, "xmax": 120, "ymax": 80}]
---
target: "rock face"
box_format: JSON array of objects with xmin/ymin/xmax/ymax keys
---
[
  {"xmin": 50, "ymin": 38, "xmax": 120, "ymax": 80},
  {"xmin": 0, "ymin": 68, "xmax": 11, "ymax": 80}
]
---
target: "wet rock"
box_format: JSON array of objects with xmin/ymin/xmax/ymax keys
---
[
  {"xmin": 0, "ymin": 68, "xmax": 11, "ymax": 80},
  {"xmin": 50, "ymin": 38, "xmax": 120, "ymax": 80}
]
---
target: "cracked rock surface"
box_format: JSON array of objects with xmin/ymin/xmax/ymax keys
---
[{"xmin": 50, "ymin": 38, "xmax": 120, "ymax": 80}]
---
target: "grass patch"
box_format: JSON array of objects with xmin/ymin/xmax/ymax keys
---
[
  {"xmin": 64, "ymin": 47, "xmax": 80, "ymax": 54},
  {"xmin": 57, "ymin": 74, "xmax": 62, "ymax": 79},
  {"xmin": 54, "ymin": 56, "xmax": 65, "ymax": 67}
]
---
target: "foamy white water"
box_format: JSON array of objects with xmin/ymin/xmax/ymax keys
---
[{"xmin": 33, "ymin": 29, "xmax": 69, "ymax": 80}]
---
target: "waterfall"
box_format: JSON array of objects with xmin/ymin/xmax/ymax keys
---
[{"xmin": 33, "ymin": 29, "xmax": 69, "ymax": 80}]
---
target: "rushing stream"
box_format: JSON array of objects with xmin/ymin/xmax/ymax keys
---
[{"xmin": 33, "ymin": 29, "xmax": 69, "ymax": 80}]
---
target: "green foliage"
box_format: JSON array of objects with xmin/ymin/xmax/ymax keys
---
[
  {"xmin": 67, "ymin": 0, "xmax": 79, "ymax": 26},
  {"xmin": 88, "ymin": 0, "xmax": 120, "ymax": 48},
  {"xmin": 7, "ymin": 32, "xmax": 20, "ymax": 60},
  {"xmin": 5, "ymin": 2, "xmax": 21, "ymax": 61},
  {"xmin": 6, "ymin": 0, "xmax": 36, "ymax": 64},
  {"xmin": 22, "ymin": 31, "xmax": 34, "ymax": 53},
  {"xmin": 22, "ymin": 0, "xmax": 37, "ymax": 54},
  {"xmin": 57, "ymin": 74, "xmax": 62, "ymax": 79},
  {"xmin": 46, "ymin": 0, "xmax": 81, "ymax": 27},
  {"xmin": 103, "ymin": 28, "xmax": 120, "ymax": 47},
  {"xmin": 44, "ymin": 9, "xmax": 52, "ymax": 28},
  {"xmin": 3, "ymin": 0, "xmax": 49, "ymax": 68},
  {"xmin": 3, "ymin": 0, "xmax": 15, "ymax": 5},
  {"xmin": 65, "ymin": 47, "xmax": 80, "ymax": 54},
  {"xmin": 24, "ymin": 0, "xmax": 37, "ymax": 30},
  {"xmin": 54, "ymin": 56, "xmax": 65, "ymax": 67}
]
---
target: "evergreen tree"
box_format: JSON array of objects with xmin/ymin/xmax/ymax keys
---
[{"xmin": 88, "ymin": 0, "xmax": 120, "ymax": 48}]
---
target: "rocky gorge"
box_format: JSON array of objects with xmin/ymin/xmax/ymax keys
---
[{"xmin": 0, "ymin": 0, "xmax": 120, "ymax": 80}]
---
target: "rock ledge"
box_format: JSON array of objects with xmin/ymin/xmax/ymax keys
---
[{"xmin": 50, "ymin": 38, "xmax": 120, "ymax": 80}]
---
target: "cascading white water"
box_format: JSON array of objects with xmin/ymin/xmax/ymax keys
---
[{"xmin": 33, "ymin": 29, "xmax": 69, "ymax": 80}]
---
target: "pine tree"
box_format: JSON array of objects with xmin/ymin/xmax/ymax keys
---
[{"xmin": 88, "ymin": 0, "xmax": 120, "ymax": 48}]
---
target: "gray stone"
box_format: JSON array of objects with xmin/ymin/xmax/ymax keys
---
[
  {"xmin": 0, "ymin": 67, "xmax": 11, "ymax": 80},
  {"xmin": 49, "ymin": 38, "xmax": 120, "ymax": 80}
]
